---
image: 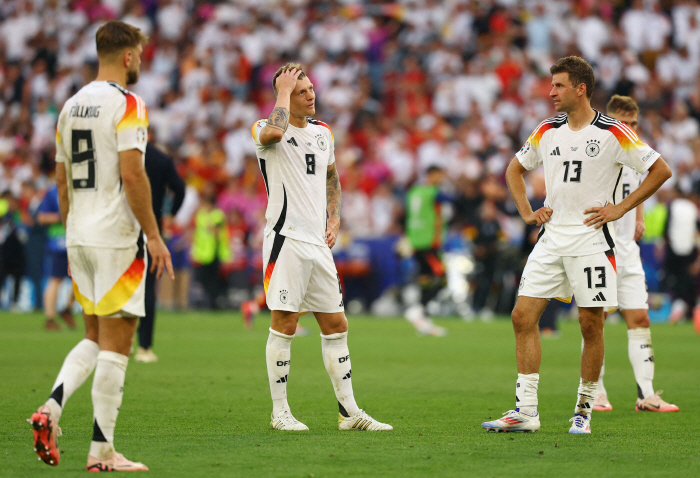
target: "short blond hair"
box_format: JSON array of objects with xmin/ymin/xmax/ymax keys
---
[
  {"xmin": 606, "ymin": 95, "xmax": 639, "ymax": 116},
  {"xmin": 272, "ymin": 63, "xmax": 307, "ymax": 96},
  {"xmin": 96, "ymin": 20, "xmax": 148, "ymax": 60}
]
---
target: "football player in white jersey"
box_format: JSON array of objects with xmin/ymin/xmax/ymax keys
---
[
  {"xmin": 252, "ymin": 63, "xmax": 391, "ymax": 431},
  {"xmin": 29, "ymin": 21, "xmax": 173, "ymax": 471},
  {"xmin": 482, "ymin": 57, "xmax": 672, "ymax": 435},
  {"xmin": 589, "ymin": 95, "xmax": 678, "ymax": 413}
]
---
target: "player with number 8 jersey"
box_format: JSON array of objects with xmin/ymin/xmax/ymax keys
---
[{"xmin": 251, "ymin": 63, "xmax": 391, "ymax": 433}]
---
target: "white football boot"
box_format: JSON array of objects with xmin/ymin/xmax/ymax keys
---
[
  {"xmin": 270, "ymin": 410, "xmax": 309, "ymax": 431},
  {"xmin": 568, "ymin": 414, "xmax": 591, "ymax": 434},
  {"xmin": 481, "ymin": 410, "xmax": 540, "ymax": 432},
  {"xmin": 339, "ymin": 410, "xmax": 393, "ymax": 431}
]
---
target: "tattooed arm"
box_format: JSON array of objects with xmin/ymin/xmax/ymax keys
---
[
  {"xmin": 325, "ymin": 162, "xmax": 341, "ymax": 248},
  {"xmin": 259, "ymin": 69, "xmax": 301, "ymax": 145}
]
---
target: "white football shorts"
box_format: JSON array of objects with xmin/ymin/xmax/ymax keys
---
[
  {"xmin": 68, "ymin": 243, "xmax": 147, "ymax": 318},
  {"xmin": 519, "ymin": 242, "xmax": 618, "ymax": 308},
  {"xmin": 614, "ymin": 240, "xmax": 648, "ymax": 310},
  {"xmin": 263, "ymin": 231, "xmax": 344, "ymax": 314}
]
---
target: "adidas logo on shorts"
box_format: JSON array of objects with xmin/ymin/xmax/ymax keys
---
[{"xmin": 591, "ymin": 292, "xmax": 607, "ymax": 302}]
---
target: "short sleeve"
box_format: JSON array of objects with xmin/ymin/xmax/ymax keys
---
[
  {"xmin": 515, "ymin": 138, "xmax": 541, "ymax": 171},
  {"xmin": 609, "ymin": 122, "xmax": 660, "ymax": 174},
  {"xmin": 515, "ymin": 121, "xmax": 548, "ymax": 170},
  {"xmin": 116, "ymin": 93, "xmax": 148, "ymax": 153},
  {"xmin": 251, "ymin": 119, "xmax": 273, "ymax": 151},
  {"xmin": 55, "ymin": 117, "xmax": 67, "ymax": 163},
  {"xmin": 327, "ymin": 128, "xmax": 335, "ymax": 165}
]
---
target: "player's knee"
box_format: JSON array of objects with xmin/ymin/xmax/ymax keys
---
[
  {"xmin": 511, "ymin": 307, "xmax": 535, "ymax": 333},
  {"xmin": 271, "ymin": 311, "xmax": 299, "ymax": 336},
  {"xmin": 631, "ymin": 314, "xmax": 651, "ymax": 329}
]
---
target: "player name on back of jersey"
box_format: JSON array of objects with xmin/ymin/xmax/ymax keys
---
[{"xmin": 69, "ymin": 105, "xmax": 101, "ymax": 118}]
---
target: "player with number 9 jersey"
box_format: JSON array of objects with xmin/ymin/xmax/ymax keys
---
[{"xmin": 56, "ymin": 81, "xmax": 148, "ymax": 249}]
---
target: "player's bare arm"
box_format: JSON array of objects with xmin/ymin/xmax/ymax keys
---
[
  {"xmin": 506, "ymin": 157, "xmax": 552, "ymax": 226},
  {"xmin": 259, "ymin": 69, "xmax": 302, "ymax": 145},
  {"xmin": 634, "ymin": 203, "xmax": 645, "ymax": 241},
  {"xmin": 120, "ymin": 148, "xmax": 174, "ymax": 279},
  {"xmin": 55, "ymin": 162, "xmax": 70, "ymax": 226},
  {"xmin": 584, "ymin": 157, "xmax": 672, "ymax": 229},
  {"xmin": 325, "ymin": 162, "xmax": 341, "ymax": 248}
]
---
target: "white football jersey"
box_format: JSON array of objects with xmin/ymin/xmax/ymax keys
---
[
  {"xmin": 56, "ymin": 81, "xmax": 148, "ymax": 249},
  {"xmin": 252, "ymin": 118, "xmax": 335, "ymax": 247},
  {"xmin": 516, "ymin": 111, "xmax": 659, "ymax": 256},
  {"xmin": 612, "ymin": 166, "xmax": 642, "ymax": 245}
]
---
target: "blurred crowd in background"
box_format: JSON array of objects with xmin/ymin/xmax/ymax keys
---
[{"xmin": 1, "ymin": 0, "xmax": 699, "ymax": 320}]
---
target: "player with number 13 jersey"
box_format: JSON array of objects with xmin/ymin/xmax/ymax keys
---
[{"xmin": 516, "ymin": 111, "xmax": 658, "ymax": 259}]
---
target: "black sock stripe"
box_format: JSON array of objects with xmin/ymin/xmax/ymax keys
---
[
  {"xmin": 49, "ymin": 383, "xmax": 64, "ymax": 408},
  {"xmin": 92, "ymin": 419, "xmax": 108, "ymax": 442}
]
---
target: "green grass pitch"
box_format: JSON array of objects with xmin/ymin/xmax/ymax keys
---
[{"xmin": 1, "ymin": 311, "xmax": 698, "ymax": 477}]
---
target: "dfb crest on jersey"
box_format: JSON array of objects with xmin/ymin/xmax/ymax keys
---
[
  {"xmin": 280, "ymin": 289, "xmax": 288, "ymax": 304},
  {"xmin": 585, "ymin": 139, "xmax": 600, "ymax": 157},
  {"xmin": 137, "ymin": 127, "xmax": 147, "ymax": 145},
  {"xmin": 317, "ymin": 136, "xmax": 327, "ymax": 151}
]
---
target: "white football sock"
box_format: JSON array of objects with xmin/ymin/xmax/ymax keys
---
[
  {"xmin": 46, "ymin": 338, "xmax": 99, "ymax": 422},
  {"xmin": 266, "ymin": 328, "xmax": 293, "ymax": 415},
  {"xmin": 628, "ymin": 328, "xmax": 654, "ymax": 399},
  {"xmin": 597, "ymin": 361, "xmax": 607, "ymax": 396},
  {"xmin": 575, "ymin": 378, "xmax": 598, "ymax": 417},
  {"xmin": 321, "ymin": 331, "xmax": 360, "ymax": 417},
  {"xmin": 89, "ymin": 351, "xmax": 128, "ymax": 459},
  {"xmin": 516, "ymin": 373, "xmax": 539, "ymax": 416}
]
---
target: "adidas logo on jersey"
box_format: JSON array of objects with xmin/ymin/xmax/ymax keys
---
[
  {"xmin": 287, "ymin": 137, "xmax": 298, "ymax": 147},
  {"xmin": 276, "ymin": 374, "xmax": 288, "ymax": 383},
  {"xmin": 550, "ymin": 147, "xmax": 561, "ymax": 156},
  {"xmin": 591, "ymin": 292, "xmax": 607, "ymax": 302},
  {"xmin": 342, "ymin": 370, "xmax": 352, "ymax": 380}
]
